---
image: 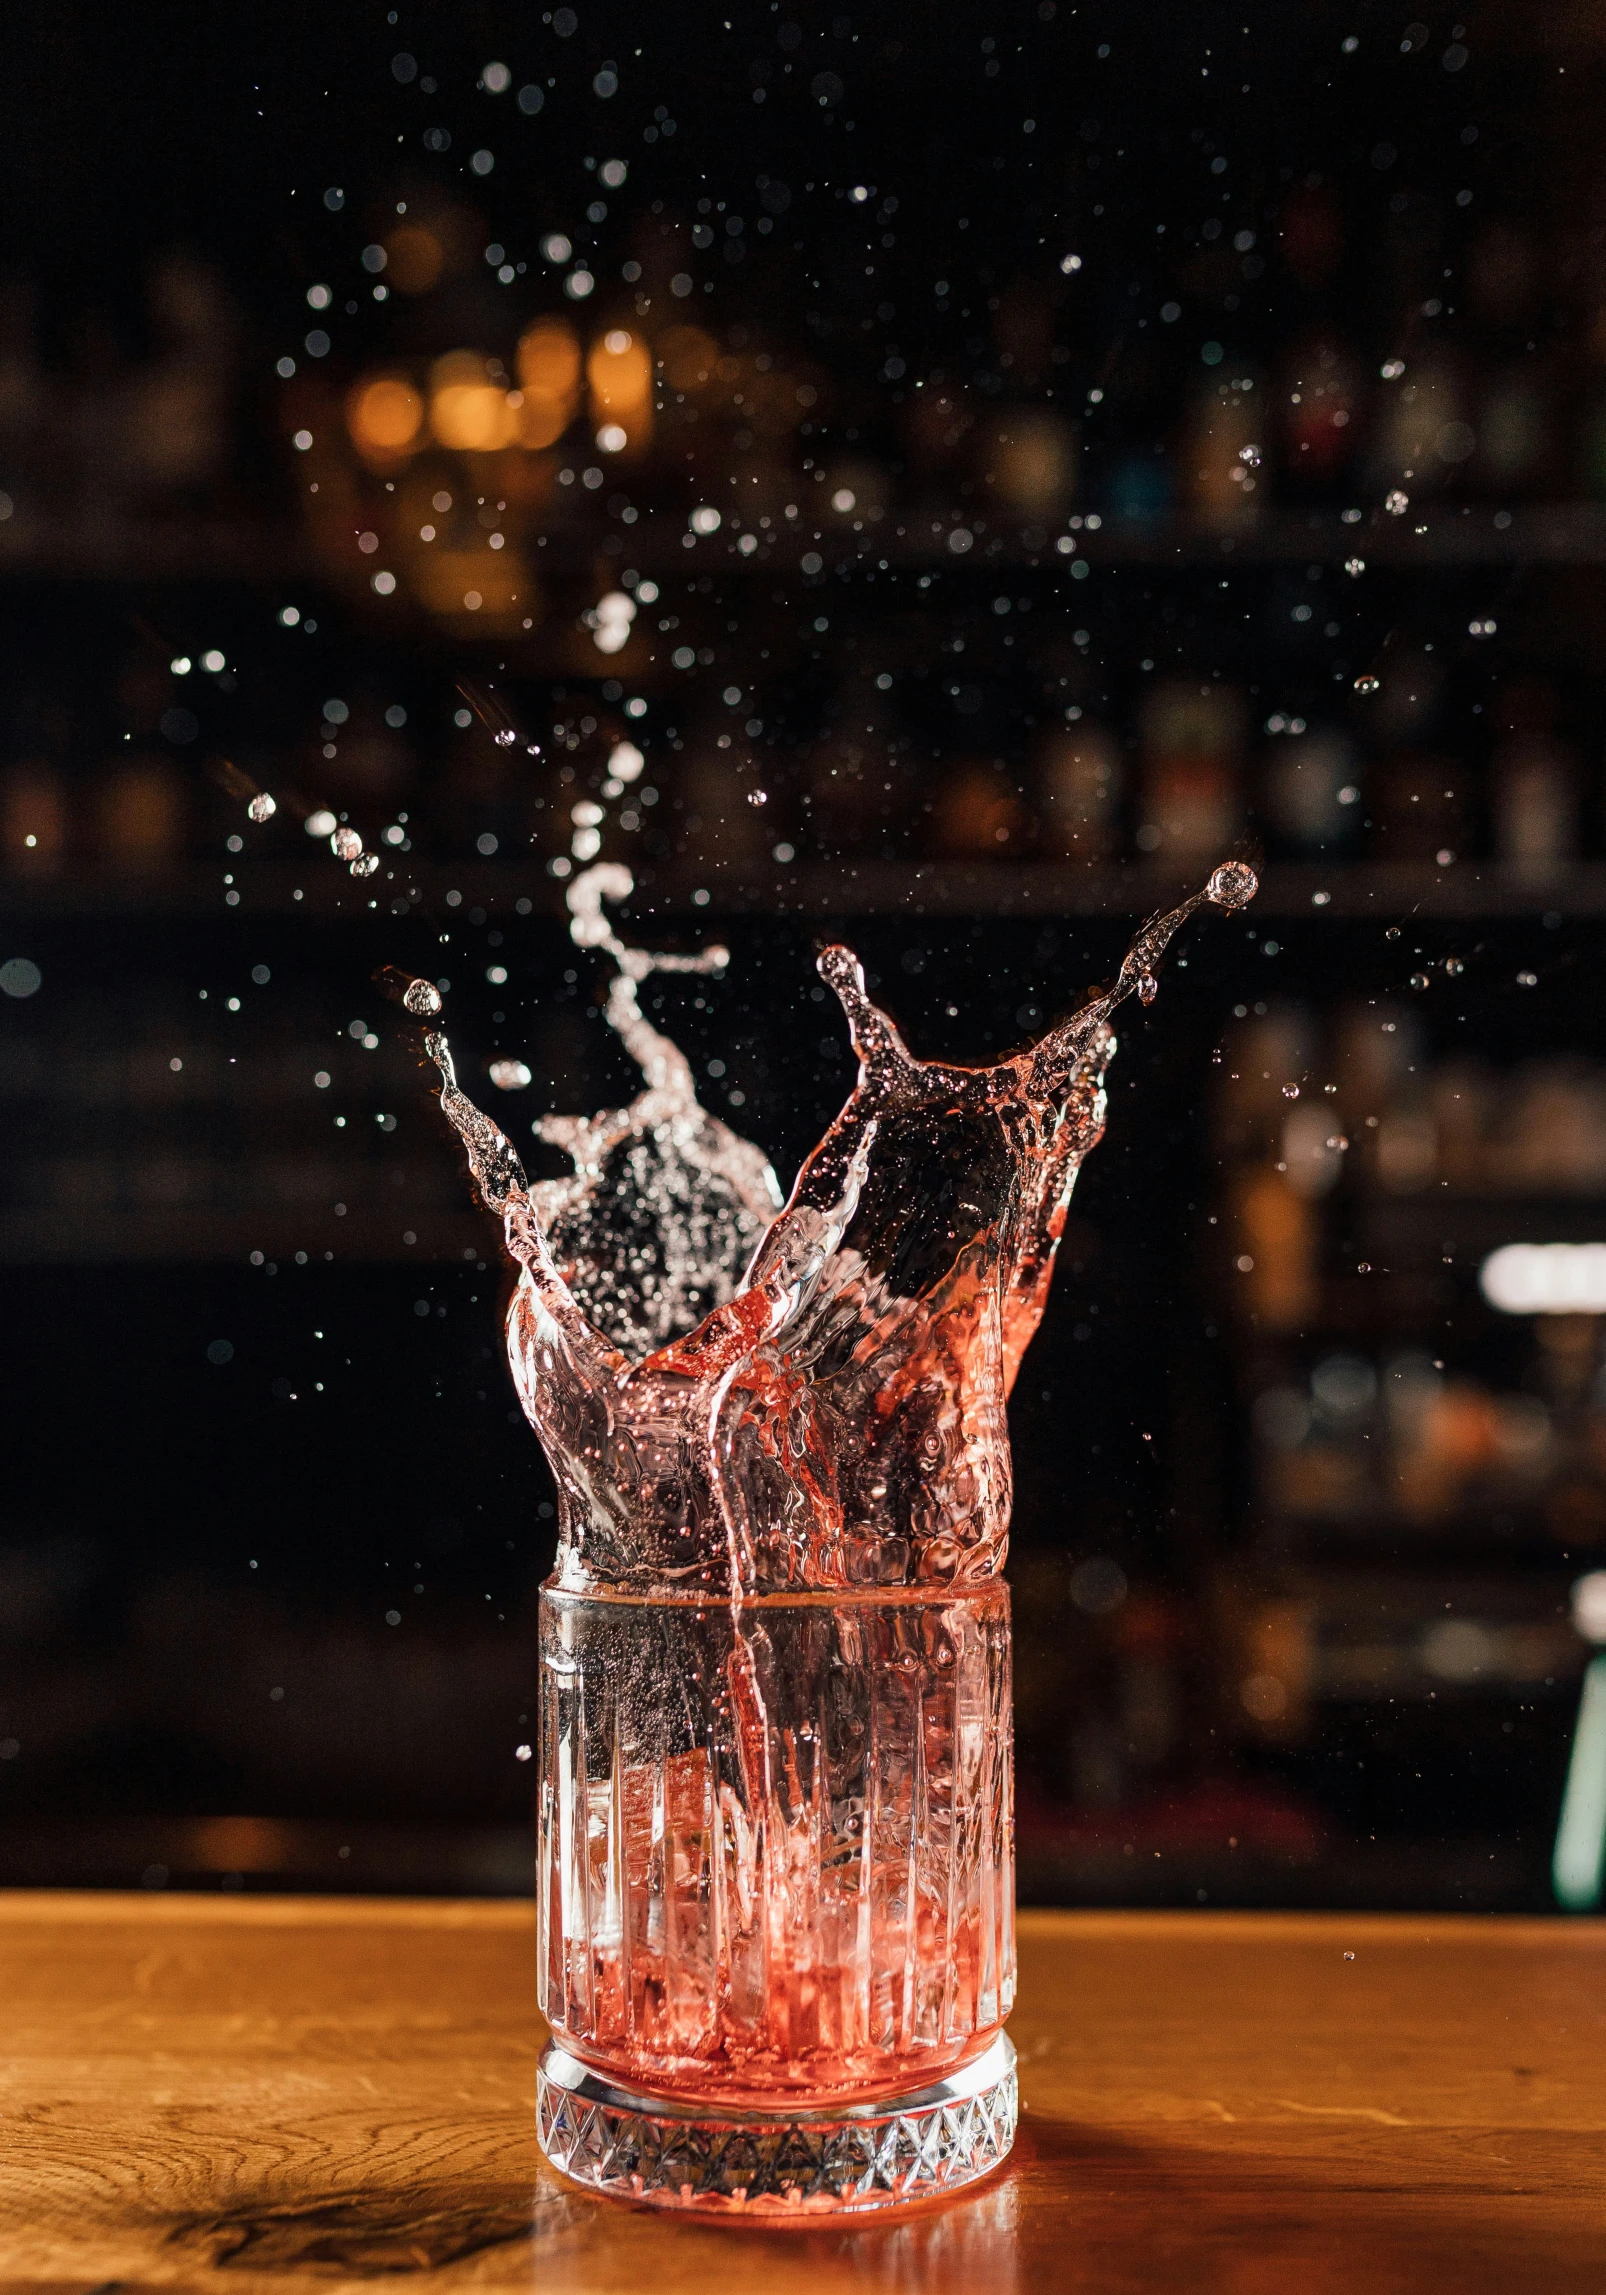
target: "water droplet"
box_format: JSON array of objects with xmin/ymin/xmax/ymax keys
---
[
  {"xmin": 403, "ymin": 977, "xmax": 443, "ymax": 1018},
  {"xmin": 350, "ymin": 851, "xmax": 379, "ymax": 877},
  {"xmin": 331, "ymin": 826, "xmax": 363, "ymax": 861},
  {"xmin": 1354, "ymin": 672, "xmax": 1380, "ymax": 694},
  {"xmin": 1343, "ymin": 556, "xmax": 1365, "ymax": 576},
  {"xmin": 1385, "ymin": 489, "xmax": 1409, "ymax": 515},
  {"xmin": 1206, "ymin": 860, "xmax": 1258, "ymax": 910},
  {"xmin": 747, "ymin": 788, "xmax": 768, "ymax": 806},
  {"xmin": 489, "ymin": 1059, "xmax": 533, "ymax": 1090},
  {"xmin": 1138, "ymin": 973, "xmax": 1158, "ymax": 1005},
  {"xmin": 247, "ymin": 792, "xmax": 277, "ymax": 823},
  {"xmin": 1410, "ymin": 972, "xmax": 1430, "ymax": 991},
  {"xmin": 1282, "ymin": 1084, "xmax": 1299, "ymax": 1099},
  {"xmin": 1444, "ymin": 956, "xmax": 1464, "ymax": 977}
]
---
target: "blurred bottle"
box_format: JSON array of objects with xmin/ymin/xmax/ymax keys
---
[
  {"xmin": 1334, "ymin": 997, "xmax": 1421, "ymax": 1135},
  {"xmin": 0, "ymin": 761, "xmax": 66, "ymax": 873},
  {"xmin": 902, "ymin": 380, "xmax": 973, "ymax": 488},
  {"xmin": 680, "ymin": 736, "xmax": 770, "ymax": 873},
  {"xmin": 97, "ymin": 757, "xmax": 184, "ymax": 870},
  {"xmin": 1213, "ymin": 1003, "xmax": 1317, "ymax": 1160},
  {"xmin": 1278, "ymin": 179, "xmax": 1345, "ymax": 293},
  {"xmin": 1135, "ymin": 683, "xmax": 1244, "ymax": 865},
  {"xmin": 1277, "ymin": 333, "xmax": 1364, "ymax": 493},
  {"xmin": 819, "ymin": 457, "xmax": 892, "ymax": 528},
  {"xmin": 1476, "ymin": 366, "xmax": 1554, "ymax": 498},
  {"xmin": 517, "ymin": 319, "xmax": 582, "ymax": 448},
  {"xmin": 1428, "ymin": 1061, "xmax": 1494, "ymax": 1192},
  {"xmin": 346, "ymin": 374, "xmax": 426, "ymax": 469},
  {"xmin": 1103, "ymin": 445, "xmax": 1173, "ymax": 522},
  {"xmin": 1490, "ymin": 679, "xmax": 1578, "ymax": 874},
  {"xmin": 1259, "ymin": 722, "xmax": 1361, "ymax": 857},
  {"xmin": 1036, "ymin": 722, "xmax": 1121, "ymax": 860},
  {"xmin": 807, "ymin": 677, "xmax": 914, "ymax": 859},
  {"xmin": 586, "ymin": 325, "xmax": 653, "ymax": 457},
  {"xmin": 1231, "ymin": 1166, "xmax": 1317, "ymax": 1330},
  {"xmin": 929, "ymin": 758, "xmax": 1032, "ymax": 860},
  {"xmin": 1368, "ymin": 750, "xmax": 1465, "ymax": 863},
  {"xmin": 1369, "ymin": 358, "xmax": 1473, "ymax": 494},
  {"xmin": 977, "ymin": 407, "xmax": 1076, "ymax": 522},
  {"xmin": 1181, "ymin": 372, "xmax": 1262, "ymax": 522}
]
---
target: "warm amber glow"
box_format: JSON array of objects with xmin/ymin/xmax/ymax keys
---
[
  {"xmin": 515, "ymin": 320, "xmax": 581, "ymax": 448},
  {"xmin": 346, "ymin": 375, "xmax": 425, "ymax": 461},
  {"xmin": 429, "ymin": 352, "xmax": 517, "ymax": 451},
  {"xmin": 518, "ymin": 319, "xmax": 581, "ymax": 395},
  {"xmin": 585, "ymin": 327, "xmax": 652, "ymax": 449},
  {"xmin": 587, "ymin": 327, "xmax": 652, "ymax": 410},
  {"xmin": 659, "ymin": 324, "xmax": 718, "ymax": 393},
  {"xmin": 386, "ymin": 224, "xmax": 445, "ymax": 295}
]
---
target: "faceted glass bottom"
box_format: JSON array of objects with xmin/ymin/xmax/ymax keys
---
[{"xmin": 537, "ymin": 2031, "xmax": 1017, "ymax": 2218}]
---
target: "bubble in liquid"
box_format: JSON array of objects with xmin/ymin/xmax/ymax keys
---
[
  {"xmin": 247, "ymin": 792, "xmax": 277, "ymax": 823},
  {"xmin": 331, "ymin": 826, "xmax": 363, "ymax": 861},
  {"xmin": 1354, "ymin": 672, "xmax": 1381, "ymax": 694},
  {"xmin": 1206, "ymin": 860, "xmax": 1258, "ymax": 910},
  {"xmin": 403, "ymin": 977, "xmax": 443, "ymax": 1018},
  {"xmin": 350, "ymin": 851, "xmax": 380, "ymax": 877}
]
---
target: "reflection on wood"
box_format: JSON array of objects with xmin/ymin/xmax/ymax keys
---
[{"xmin": 0, "ymin": 1893, "xmax": 1602, "ymax": 2292}]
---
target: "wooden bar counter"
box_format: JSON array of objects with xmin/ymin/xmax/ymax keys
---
[{"xmin": 1, "ymin": 1893, "xmax": 1602, "ymax": 2291}]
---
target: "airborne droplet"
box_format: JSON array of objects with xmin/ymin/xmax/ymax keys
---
[
  {"xmin": 403, "ymin": 977, "xmax": 443, "ymax": 1018},
  {"xmin": 247, "ymin": 792, "xmax": 277, "ymax": 823},
  {"xmin": 1206, "ymin": 860, "xmax": 1258, "ymax": 910},
  {"xmin": 350, "ymin": 851, "xmax": 379, "ymax": 877},
  {"xmin": 331, "ymin": 826, "xmax": 363, "ymax": 861},
  {"xmin": 1354, "ymin": 673, "xmax": 1381, "ymax": 694}
]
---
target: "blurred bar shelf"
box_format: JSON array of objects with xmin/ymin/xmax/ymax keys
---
[
  {"xmin": 8, "ymin": 859, "xmax": 1606, "ymax": 922},
  {"xmin": 5, "ymin": 502, "xmax": 1606, "ymax": 587}
]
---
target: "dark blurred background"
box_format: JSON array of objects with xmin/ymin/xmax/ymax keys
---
[{"xmin": 3, "ymin": 0, "xmax": 1606, "ymax": 1909}]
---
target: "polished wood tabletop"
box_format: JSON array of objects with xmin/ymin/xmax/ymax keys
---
[{"xmin": 1, "ymin": 1891, "xmax": 1602, "ymax": 2292}]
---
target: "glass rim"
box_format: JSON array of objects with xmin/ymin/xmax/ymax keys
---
[{"xmin": 540, "ymin": 1575, "xmax": 1010, "ymax": 1612}]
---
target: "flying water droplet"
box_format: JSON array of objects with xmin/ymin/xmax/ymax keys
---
[
  {"xmin": 1207, "ymin": 861, "xmax": 1258, "ymax": 910},
  {"xmin": 403, "ymin": 977, "xmax": 442, "ymax": 1017},
  {"xmin": 1410, "ymin": 971, "xmax": 1430, "ymax": 991},
  {"xmin": 1138, "ymin": 973, "xmax": 1158, "ymax": 1005},
  {"xmin": 350, "ymin": 851, "xmax": 379, "ymax": 877},
  {"xmin": 331, "ymin": 826, "xmax": 363, "ymax": 861},
  {"xmin": 1385, "ymin": 489, "xmax": 1409, "ymax": 515},
  {"xmin": 247, "ymin": 792, "xmax": 277, "ymax": 823},
  {"xmin": 1354, "ymin": 673, "xmax": 1381, "ymax": 694},
  {"xmin": 489, "ymin": 1058, "xmax": 533, "ymax": 1090}
]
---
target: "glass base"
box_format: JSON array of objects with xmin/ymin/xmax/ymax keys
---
[{"xmin": 536, "ymin": 2031, "xmax": 1017, "ymax": 2218}]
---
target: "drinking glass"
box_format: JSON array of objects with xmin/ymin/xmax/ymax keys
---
[{"xmin": 535, "ymin": 1579, "xmax": 1016, "ymax": 2215}]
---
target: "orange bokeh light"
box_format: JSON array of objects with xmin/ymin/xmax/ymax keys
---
[
  {"xmin": 346, "ymin": 375, "xmax": 425, "ymax": 462},
  {"xmin": 385, "ymin": 224, "xmax": 445, "ymax": 296},
  {"xmin": 516, "ymin": 319, "xmax": 581, "ymax": 449},
  {"xmin": 429, "ymin": 353, "xmax": 517, "ymax": 452}
]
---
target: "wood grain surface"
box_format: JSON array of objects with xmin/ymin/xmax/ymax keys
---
[{"xmin": 0, "ymin": 1891, "xmax": 1602, "ymax": 2292}]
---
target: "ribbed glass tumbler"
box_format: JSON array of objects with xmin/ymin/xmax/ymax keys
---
[{"xmin": 534, "ymin": 1580, "xmax": 1016, "ymax": 2217}]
